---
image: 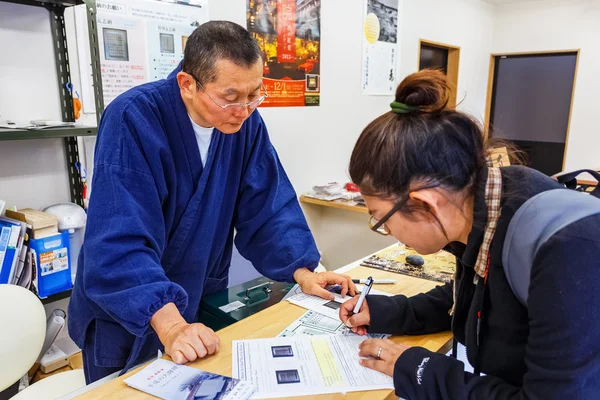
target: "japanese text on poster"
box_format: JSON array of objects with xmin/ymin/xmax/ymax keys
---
[
  {"xmin": 75, "ymin": 0, "xmax": 209, "ymax": 112},
  {"xmin": 361, "ymin": 0, "xmax": 401, "ymax": 96},
  {"xmin": 247, "ymin": 0, "xmax": 321, "ymax": 107}
]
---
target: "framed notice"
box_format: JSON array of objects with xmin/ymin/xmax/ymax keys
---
[{"xmin": 75, "ymin": 0, "xmax": 209, "ymax": 112}]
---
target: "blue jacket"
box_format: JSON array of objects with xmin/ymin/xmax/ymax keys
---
[{"xmin": 68, "ymin": 65, "xmax": 320, "ymax": 373}]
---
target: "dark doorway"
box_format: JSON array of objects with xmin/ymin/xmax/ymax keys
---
[{"xmin": 488, "ymin": 52, "xmax": 578, "ymax": 175}]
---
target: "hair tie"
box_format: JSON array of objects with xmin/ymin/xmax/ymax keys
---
[{"xmin": 390, "ymin": 101, "xmax": 418, "ymax": 114}]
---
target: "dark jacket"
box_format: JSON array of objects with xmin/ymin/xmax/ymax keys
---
[{"xmin": 367, "ymin": 166, "xmax": 600, "ymax": 399}]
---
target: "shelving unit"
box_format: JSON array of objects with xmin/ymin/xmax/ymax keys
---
[
  {"xmin": 0, "ymin": 0, "xmax": 104, "ymax": 303},
  {"xmin": 0, "ymin": 0, "xmax": 104, "ymax": 207},
  {"xmin": 0, "ymin": 126, "xmax": 97, "ymax": 141}
]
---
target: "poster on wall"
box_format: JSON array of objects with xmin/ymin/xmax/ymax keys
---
[
  {"xmin": 75, "ymin": 0, "xmax": 209, "ymax": 113},
  {"xmin": 246, "ymin": 0, "xmax": 321, "ymax": 107},
  {"xmin": 361, "ymin": 0, "xmax": 400, "ymax": 96}
]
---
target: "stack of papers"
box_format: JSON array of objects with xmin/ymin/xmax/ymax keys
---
[
  {"xmin": 303, "ymin": 182, "xmax": 362, "ymax": 202},
  {"xmin": 0, "ymin": 216, "xmax": 31, "ymax": 287},
  {"xmin": 312, "ymin": 182, "xmax": 344, "ymax": 196},
  {"xmin": 229, "ymin": 287, "xmax": 396, "ymax": 398},
  {"xmin": 0, "ymin": 121, "xmax": 76, "ymax": 130},
  {"xmin": 125, "ymin": 358, "xmax": 256, "ymax": 400}
]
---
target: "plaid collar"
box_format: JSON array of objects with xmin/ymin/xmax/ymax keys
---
[
  {"xmin": 456, "ymin": 167, "xmax": 502, "ymax": 271},
  {"xmin": 473, "ymin": 167, "xmax": 503, "ymax": 278},
  {"xmin": 450, "ymin": 167, "xmax": 502, "ymax": 315}
]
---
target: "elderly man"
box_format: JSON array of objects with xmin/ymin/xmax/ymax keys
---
[{"xmin": 69, "ymin": 20, "xmax": 355, "ymax": 383}]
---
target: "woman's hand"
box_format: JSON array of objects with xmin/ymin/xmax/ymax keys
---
[
  {"xmin": 358, "ymin": 338, "xmax": 411, "ymax": 376},
  {"xmin": 339, "ymin": 295, "xmax": 370, "ymax": 336}
]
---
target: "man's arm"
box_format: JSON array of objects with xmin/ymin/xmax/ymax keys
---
[
  {"xmin": 233, "ymin": 115, "xmax": 355, "ymax": 297},
  {"xmin": 82, "ymin": 102, "xmax": 217, "ymax": 363}
]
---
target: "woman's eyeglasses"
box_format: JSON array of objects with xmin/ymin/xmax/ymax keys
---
[{"xmin": 369, "ymin": 197, "xmax": 407, "ymax": 236}]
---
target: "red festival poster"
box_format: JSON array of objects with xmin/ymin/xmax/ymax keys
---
[{"xmin": 247, "ymin": 0, "xmax": 321, "ymax": 107}]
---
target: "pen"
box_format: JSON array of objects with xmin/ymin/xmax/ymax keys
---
[
  {"xmin": 352, "ymin": 279, "xmax": 396, "ymax": 284},
  {"xmin": 352, "ymin": 276, "xmax": 373, "ymax": 314}
]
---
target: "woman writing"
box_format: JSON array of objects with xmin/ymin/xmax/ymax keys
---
[{"xmin": 339, "ymin": 70, "xmax": 600, "ymax": 399}]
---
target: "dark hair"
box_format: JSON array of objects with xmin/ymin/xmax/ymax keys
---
[
  {"xmin": 182, "ymin": 21, "xmax": 262, "ymax": 86},
  {"xmin": 349, "ymin": 70, "xmax": 495, "ymax": 237}
]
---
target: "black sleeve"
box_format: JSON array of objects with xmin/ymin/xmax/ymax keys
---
[
  {"xmin": 391, "ymin": 216, "xmax": 600, "ymax": 400},
  {"xmin": 367, "ymin": 281, "xmax": 453, "ymax": 335}
]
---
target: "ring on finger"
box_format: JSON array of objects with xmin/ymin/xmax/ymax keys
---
[{"xmin": 377, "ymin": 347, "xmax": 383, "ymax": 360}]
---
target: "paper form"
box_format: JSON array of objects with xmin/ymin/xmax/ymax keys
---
[
  {"xmin": 232, "ymin": 335, "xmax": 393, "ymax": 399},
  {"xmin": 286, "ymin": 291, "xmax": 350, "ymax": 320},
  {"xmin": 286, "ymin": 284, "xmax": 392, "ymax": 319},
  {"xmin": 278, "ymin": 309, "xmax": 389, "ymax": 339}
]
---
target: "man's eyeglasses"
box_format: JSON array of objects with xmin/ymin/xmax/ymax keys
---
[
  {"xmin": 190, "ymin": 73, "xmax": 268, "ymax": 111},
  {"xmin": 369, "ymin": 197, "xmax": 407, "ymax": 236}
]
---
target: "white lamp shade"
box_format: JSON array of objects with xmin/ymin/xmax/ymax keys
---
[{"xmin": 0, "ymin": 284, "xmax": 46, "ymax": 391}]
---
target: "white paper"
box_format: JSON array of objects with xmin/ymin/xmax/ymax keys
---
[
  {"xmin": 219, "ymin": 300, "xmax": 246, "ymax": 313},
  {"xmin": 74, "ymin": 0, "xmax": 209, "ymax": 112},
  {"xmin": 286, "ymin": 285, "xmax": 392, "ymax": 319},
  {"xmin": 278, "ymin": 309, "xmax": 389, "ymax": 339},
  {"xmin": 232, "ymin": 335, "xmax": 393, "ymax": 399},
  {"xmin": 286, "ymin": 291, "xmax": 351, "ymax": 320},
  {"xmin": 125, "ymin": 358, "xmax": 256, "ymax": 400},
  {"xmin": 361, "ymin": 0, "xmax": 401, "ymax": 95},
  {"xmin": 280, "ymin": 284, "xmax": 303, "ymax": 302}
]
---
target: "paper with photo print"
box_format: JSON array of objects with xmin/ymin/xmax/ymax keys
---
[
  {"xmin": 232, "ymin": 335, "xmax": 393, "ymax": 398},
  {"xmin": 124, "ymin": 358, "xmax": 255, "ymax": 400}
]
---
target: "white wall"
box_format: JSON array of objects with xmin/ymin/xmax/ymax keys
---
[
  {"xmin": 210, "ymin": 0, "xmax": 495, "ymax": 193},
  {"xmin": 0, "ymin": 0, "xmax": 496, "ymax": 269},
  {"xmin": 492, "ymin": 0, "xmax": 600, "ymax": 171},
  {"xmin": 0, "ymin": 0, "xmax": 497, "ymax": 270},
  {"xmin": 211, "ymin": 0, "xmax": 496, "ymax": 268},
  {"xmin": 401, "ymin": 0, "xmax": 495, "ymax": 120}
]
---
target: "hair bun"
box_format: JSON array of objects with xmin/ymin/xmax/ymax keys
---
[{"xmin": 395, "ymin": 69, "xmax": 451, "ymax": 113}]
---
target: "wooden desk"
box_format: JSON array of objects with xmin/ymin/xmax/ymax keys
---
[
  {"xmin": 76, "ymin": 265, "xmax": 451, "ymax": 400},
  {"xmin": 300, "ymin": 195, "xmax": 368, "ymax": 214}
]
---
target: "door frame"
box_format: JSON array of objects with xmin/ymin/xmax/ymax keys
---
[
  {"xmin": 418, "ymin": 39, "xmax": 461, "ymax": 107},
  {"xmin": 484, "ymin": 50, "xmax": 580, "ymax": 170}
]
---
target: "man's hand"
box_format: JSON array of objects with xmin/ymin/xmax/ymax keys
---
[
  {"xmin": 151, "ymin": 303, "xmax": 220, "ymax": 364},
  {"xmin": 358, "ymin": 338, "xmax": 411, "ymax": 376},
  {"xmin": 293, "ymin": 268, "xmax": 357, "ymax": 299},
  {"xmin": 339, "ymin": 295, "xmax": 370, "ymax": 336}
]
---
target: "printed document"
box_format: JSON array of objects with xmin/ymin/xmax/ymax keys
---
[
  {"xmin": 285, "ymin": 284, "xmax": 391, "ymax": 320},
  {"xmin": 278, "ymin": 309, "xmax": 388, "ymax": 339},
  {"xmin": 232, "ymin": 335, "xmax": 393, "ymax": 398},
  {"xmin": 124, "ymin": 358, "xmax": 255, "ymax": 400}
]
